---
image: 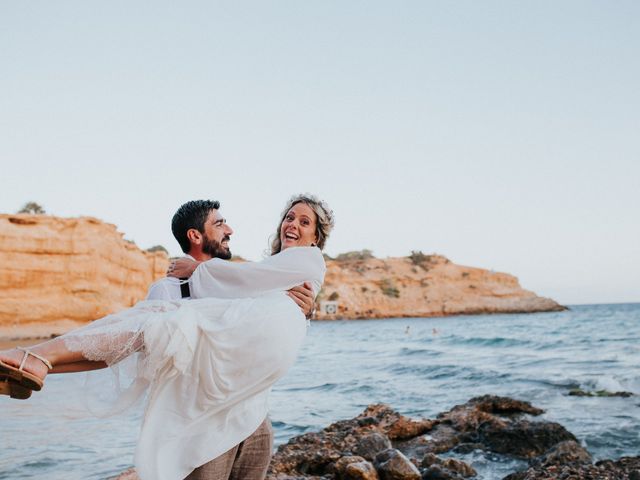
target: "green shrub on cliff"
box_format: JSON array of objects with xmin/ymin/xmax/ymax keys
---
[
  {"xmin": 380, "ymin": 279, "xmax": 400, "ymax": 298},
  {"xmin": 335, "ymin": 249, "xmax": 374, "ymax": 262},
  {"xmin": 17, "ymin": 201, "xmax": 46, "ymax": 214},
  {"xmin": 146, "ymin": 245, "xmax": 169, "ymax": 255},
  {"xmin": 409, "ymin": 250, "xmax": 440, "ymax": 271}
]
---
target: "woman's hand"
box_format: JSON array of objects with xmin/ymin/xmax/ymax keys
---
[{"xmin": 167, "ymin": 258, "xmax": 201, "ymax": 278}]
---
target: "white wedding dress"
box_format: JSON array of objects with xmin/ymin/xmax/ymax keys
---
[{"xmin": 61, "ymin": 246, "xmax": 326, "ymax": 480}]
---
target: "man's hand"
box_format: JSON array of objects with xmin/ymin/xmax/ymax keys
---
[
  {"xmin": 287, "ymin": 282, "xmax": 315, "ymax": 319},
  {"xmin": 167, "ymin": 258, "xmax": 201, "ymax": 278}
]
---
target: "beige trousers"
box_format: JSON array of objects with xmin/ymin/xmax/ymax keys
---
[{"xmin": 185, "ymin": 418, "xmax": 273, "ymax": 480}]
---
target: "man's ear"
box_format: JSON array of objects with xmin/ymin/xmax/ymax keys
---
[{"xmin": 186, "ymin": 228, "xmax": 202, "ymax": 246}]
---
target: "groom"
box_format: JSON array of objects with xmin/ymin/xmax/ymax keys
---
[{"xmin": 145, "ymin": 199, "xmax": 314, "ymax": 480}]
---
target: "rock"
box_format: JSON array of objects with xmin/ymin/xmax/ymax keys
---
[
  {"xmin": 438, "ymin": 395, "xmax": 543, "ymax": 434},
  {"xmin": 477, "ymin": 418, "xmax": 576, "ymax": 458},
  {"xmin": 0, "ymin": 214, "xmax": 168, "ymax": 338},
  {"xmin": 440, "ymin": 459, "xmax": 476, "ymax": 477},
  {"xmin": 345, "ymin": 462, "xmax": 379, "ymax": 480},
  {"xmin": 398, "ymin": 395, "xmax": 559, "ymax": 459},
  {"xmin": 421, "ymin": 465, "xmax": 461, "ymax": 480},
  {"xmin": 504, "ymin": 455, "xmax": 640, "ymax": 479},
  {"xmin": 268, "ymin": 404, "xmax": 434, "ymax": 478},
  {"xmin": 374, "ymin": 449, "xmax": 421, "ymax": 480},
  {"xmin": 334, "ymin": 456, "xmax": 379, "ymax": 480},
  {"xmin": 387, "ymin": 416, "xmax": 435, "ymax": 441},
  {"xmin": 532, "ymin": 440, "xmax": 592, "ymax": 467},
  {"xmin": 354, "ymin": 433, "xmax": 393, "ymax": 461},
  {"xmin": 113, "ymin": 397, "xmax": 640, "ymax": 480},
  {"xmin": 420, "ymin": 453, "xmax": 440, "ymax": 468},
  {"xmin": 568, "ymin": 388, "xmax": 634, "ymax": 397},
  {"xmin": 472, "ymin": 396, "xmax": 545, "ymax": 416},
  {"xmin": 316, "ymin": 254, "xmax": 565, "ymax": 320},
  {"xmin": 420, "ymin": 453, "xmax": 476, "ymax": 478}
]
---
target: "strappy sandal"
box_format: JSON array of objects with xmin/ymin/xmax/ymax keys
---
[
  {"xmin": 0, "ymin": 347, "xmax": 52, "ymax": 391},
  {"xmin": 0, "ymin": 376, "xmax": 32, "ymax": 399}
]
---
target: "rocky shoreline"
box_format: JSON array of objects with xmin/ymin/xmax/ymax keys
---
[{"xmin": 115, "ymin": 395, "xmax": 638, "ymax": 480}]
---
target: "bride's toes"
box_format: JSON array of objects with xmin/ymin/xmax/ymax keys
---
[
  {"xmin": 0, "ymin": 348, "xmax": 51, "ymax": 390},
  {"xmin": 0, "ymin": 349, "xmax": 23, "ymax": 369}
]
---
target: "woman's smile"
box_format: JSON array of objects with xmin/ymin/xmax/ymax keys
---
[{"xmin": 280, "ymin": 203, "xmax": 318, "ymax": 249}]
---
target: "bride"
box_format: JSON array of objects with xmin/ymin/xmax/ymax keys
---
[{"xmin": 0, "ymin": 193, "xmax": 334, "ymax": 480}]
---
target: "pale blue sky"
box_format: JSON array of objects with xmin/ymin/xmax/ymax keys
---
[{"xmin": 1, "ymin": 1, "xmax": 638, "ymax": 305}]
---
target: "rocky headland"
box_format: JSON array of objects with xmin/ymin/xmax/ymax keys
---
[
  {"xmin": 114, "ymin": 395, "xmax": 639, "ymax": 480},
  {"xmin": 0, "ymin": 215, "xmax": 564, "ymax": 339},
  {"xmin": 0, "ymin": 214, "xmax": 168, "ymax": 339},
  {"xmin": 315, "ymin": 251, "xmax": 565, "ymax": 320}
]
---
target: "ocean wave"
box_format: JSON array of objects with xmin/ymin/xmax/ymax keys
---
[
  {"xmin": 5, "ymin": 303, "xmax": 640, "ymax": 479},
  {"xmin": 442, "ymin": 335, "xmax": 534, "ymax": 348}
]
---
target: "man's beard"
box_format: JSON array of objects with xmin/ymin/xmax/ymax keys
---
[{"xmin": 202, "ymin": 235, "xmax": 232, "ymax": 260}]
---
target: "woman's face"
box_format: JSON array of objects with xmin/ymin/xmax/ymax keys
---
[{"xmin": 280, "ymin": 202, "xmax": 318, "ymax": 250}]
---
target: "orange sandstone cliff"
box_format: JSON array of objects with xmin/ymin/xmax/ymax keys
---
[
  {"xmin": 0, "ymin": 214, "xmax": 168, "ymax": 339},
  {"xmin": 314, "ymin": 252, "xmax": 565, "ymax": 320},
  {"xmin": 0, "ymin": 216, "xmax": 564, "ymax": 339}
]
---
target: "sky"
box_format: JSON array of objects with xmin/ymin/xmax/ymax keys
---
[{"xmin": 1, "ymin": 1, "xmax": 638, "ymax": 305}]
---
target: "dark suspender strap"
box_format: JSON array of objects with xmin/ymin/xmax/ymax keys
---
[{"xmin": 179, "ymin": 278, "xmax": 191, "ymax": 298}]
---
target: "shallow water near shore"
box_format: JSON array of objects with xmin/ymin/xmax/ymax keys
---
[{"xmin": 1, "ymin": 303, "xmax": 639, "ymax": 479}]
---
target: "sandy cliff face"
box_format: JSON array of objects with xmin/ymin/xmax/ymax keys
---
[
  {"xmin": 0, "ymin": 214, "xmax": 168, "ymax": 336},
  {"xmin": 315, "ymin": 253, "xmax": 564, "ymax": 320},
  {"xmin": 0, "ymin": 214, "xmax": 563, "ymax": 338}
]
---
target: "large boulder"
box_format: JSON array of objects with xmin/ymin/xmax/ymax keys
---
[
  {"xmin": 334, "ymin": 456, "xmax": 379, "ymax": 480},
  {"xmin": 373, "ymin": 449, "xmax": 421, "ymax": 480},
  {"xmin": 355, "ymin": 433, "xmax": 393, "ymax": 461}
]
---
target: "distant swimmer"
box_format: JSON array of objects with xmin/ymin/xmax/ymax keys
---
[
  {"xmin": 432, "ymin": 328, "xmax": 439, "ymax": 335},
  {"xmin": 405, "ymin": 326, "xmax": 411, "ymax": 335}
]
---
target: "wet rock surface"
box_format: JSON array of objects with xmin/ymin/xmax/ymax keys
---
[
  {"xmin": 503, "ymin": 456, "xmax": 640, "ymax": 480},
  {"xmin": 568, "ymin": 388, "xmax": 634, "ymax": 397},
  {"xmin": 373, "ymin": 449, "xmax": 421, "ymax": 479},
  {"xmin": 420, "ymin": 453, "xmax": 477, "ymax": 478},
  {"xmin": 334, "ymin": 456, "xmax": 379, "ymax": 479},
  {"xmin": 266, "ymin": 395, "xmax": 640, "ymax": 480},
  {"xmin": 114, "ymin": 395, "xmax": 638, "ymax": 480}
]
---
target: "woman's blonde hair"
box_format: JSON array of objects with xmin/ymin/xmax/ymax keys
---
[{"xmin": 270, "ymin": 193, "xmax": 335, "ymax": 254}]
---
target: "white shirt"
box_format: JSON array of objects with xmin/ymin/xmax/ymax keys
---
[{"xmin": 145, "ymin": 255, "xmax": 195, "ymax": 301}]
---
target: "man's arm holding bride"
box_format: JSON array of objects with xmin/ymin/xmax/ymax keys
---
[{"xmin": 168, "ymin": 257, "xmax": 316, "ymax": 319}]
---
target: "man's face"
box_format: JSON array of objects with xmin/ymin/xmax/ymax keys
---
[{"xmin": 201, "ymin": 209, "xmax": 233, "ymax": 260}]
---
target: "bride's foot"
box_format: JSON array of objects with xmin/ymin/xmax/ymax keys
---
[{"xmin": 0, "ymin": 347, "xmax": 52, "ymax": 392}]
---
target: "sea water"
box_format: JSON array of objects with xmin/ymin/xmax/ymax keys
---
[{"xmin": 1, "ymin": 303, "xmax": 639, "ymax": 479}]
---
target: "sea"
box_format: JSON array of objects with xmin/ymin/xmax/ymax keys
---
[{"xmin": 1, "ymin": 303, "xmax": 639, "ymax": 480}]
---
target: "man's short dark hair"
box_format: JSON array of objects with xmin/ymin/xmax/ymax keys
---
[{"xmin": 171, "ymin": 200, "xmax": 220, "ymax": 253}]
